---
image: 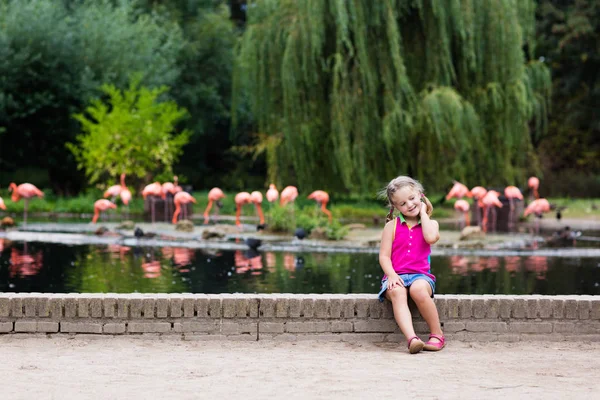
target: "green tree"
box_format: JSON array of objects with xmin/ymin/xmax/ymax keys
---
[
  {"xmin": 234, "ymin": 0, "xmax": 551, "ymax": 193},
  {"xmin": 67, "ymin": 77, "xmax": 190, "ymax": 187}
]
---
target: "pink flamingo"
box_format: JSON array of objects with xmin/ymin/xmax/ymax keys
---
[
  {"xmin": 470, "ymin": 186, "xmax": 488, "ymax": 228},
  {"xmin": 142, "ymin": 182, "xmax": 166, "ymax": 223},
  {"xmin": 250, "ymin": 191, "xmax": 266, "ymax": 229},
  {"xmin": 504, "ymin": 186, "xmax": 524, "ymax": 229},
  {"xmin": 528, "ymin": 177, "xmax": 540, "ymax": 200},
  {"xmin": 307, "ymin": 190, "xmax": 332, "ymax": 222},
  {"xmin": 9, "ymin": 182, "xmax": 44, "ymax": 225},
  {"xmin": 480, "ymin": 190, "xmax": 503, "ymax": 233},
  {"xmin": 0, "ymin": 195, "xmax": 5, "ymax": 211},
  {"xmin": 92, "ymin": 199, "xmax": 117, "ymax": 224},
  {"xmin": 280, "ymin": 186, "xmax": 298, "ymax": 206},
  {"xmin": 235, "ymin": 192, "xmax": 252, "ymax": 227},
  {"xmin": 445, "ymin": 181, "xmax": 471, "ymax": 200},
  {"xmin": 103, "ymin": 175, "xmax": 123, "ymax": 201},
  {"xmin": 172, "ymin": 191, "xmax": 196, "ymax": 224},
  {"xmin": 162, "ymin": 176, "xmax": 183, "ymax": 222},
  {"xmin": 524, "ymin": 198, "xmax": 551, "ymax": 235},
  {"xmin": 204, "ymin": 188, "xmax": 226, "ymax": 224},
  {"xmin": 453, "ymin": 199, "xmax": 470, "ymax": 229},
  {"xmin": 266, "ymin": 184, "xmax": 279, "ymax": 203}
]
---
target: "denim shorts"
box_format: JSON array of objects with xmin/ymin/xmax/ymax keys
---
[{"xmin": 377, "ymin": 273, "xmax": 436, "ymax": 302}]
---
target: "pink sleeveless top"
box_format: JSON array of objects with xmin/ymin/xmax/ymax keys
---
[{"xmin": 384, "ymin": 215, "xmax": 435, "ymax": 281}]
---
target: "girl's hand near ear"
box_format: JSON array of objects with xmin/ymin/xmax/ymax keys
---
[{"xmin": 420, "ymin": 199, "xmax": 428, "ymax": 218}]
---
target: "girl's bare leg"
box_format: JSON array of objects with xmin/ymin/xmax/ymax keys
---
[
  {"xmin": 409, "ymin": 280, "xmax": 443, "ymax": 342},
  {"xmin": 385, "ymin": 286, "xmax": 417, "ymax": 340}
]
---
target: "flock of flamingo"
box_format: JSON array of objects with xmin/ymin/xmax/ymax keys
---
[{"xmin": 446, "ymin": 176, "xmax": 551, "ymax": 232}]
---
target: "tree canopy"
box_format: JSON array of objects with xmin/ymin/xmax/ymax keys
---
[{"xmin": 234, "ymin": 0, "xmax": 551, "ymax": 193}]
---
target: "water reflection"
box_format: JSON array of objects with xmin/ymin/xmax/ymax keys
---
[{"xmin": 0, "ymin": 240, "xmax": 599, "ymax": 295}]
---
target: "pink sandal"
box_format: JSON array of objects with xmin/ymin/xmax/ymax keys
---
[
  {"xmin": 423, "ymin": 334, "xmax": 445, "ymax": 351},
  {"xmin": 407, "ymin": 336, "xmax": 424, "ymax": 354}
]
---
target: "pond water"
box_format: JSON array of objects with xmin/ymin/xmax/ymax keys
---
[{"xmin": 1, "ymin": 240, "xmax": 599, "ymax": 295}]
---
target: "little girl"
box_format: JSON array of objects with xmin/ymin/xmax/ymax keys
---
[{"xmin": 378, "ymin": 176, "xmax": 445, "ymax": 354}]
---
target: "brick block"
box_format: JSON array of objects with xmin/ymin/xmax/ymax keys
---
[
  {"xmin": 286, "ymin": 322, "xmax": 316, "ymax": 333},
  {"xmin": 301, "ymin": 298, "xmax": 315, "ymax": 318},
  {"xmin": 259, "ymin": 322, "xmax": 285, "ymax": 334},
  {"xmin": 553, "ymin": 322, "xmax": 575, "ymax": 334},
  {"xmin": 458, "ymin": 298, "xmax": 472, "ymax": 318},
  {"xmin": 512, "ymin": 299, "xmax": 526, "ymax": 318},
  {"xmin": 552, "ymin": 299, "xmax": 564, "ymax": 318},
  {"xmin": 0, "ymin": 298, "xmax": 10, "ymax": 317},
  {"xmin": 368, "ymin": 300, "xmax": 383, "ymax": 319},
  {"xmin": 209, "ymin": 297, "xmax": 221, "ymax": 318},
  {"xmin": 565, "ymin": 300, "xmax": 578, "ymax": 319},
  {"xmin": 413, "ymin": 321, "xmax": 429, "ymax": 333},
  {"xmin": 472, "ymin": 299, "xmax": 486, "ymax": 318},
  {"xmin": 331, "ymin": 321, "xmax": 353, "ymax": 333},
  {"xmin": 61, "ymin": 322, "xmax": 103, "ymax": 334},
  {"xmin": 526, "ymin": 299, "xmax": 539, "ymax": 319},
  {"xmin": 117, "ymin": 297, "xmax": 129, "ymax": 318},
  {"xmin": 353, "ymin": 320, "xmax": 397, "ymax": 333},
  {"xmin": 329, "ymin": 299, "xmax": 342, "ymax": 319},
  {"xmin": 178, "ymin": 321, "xmax": 220, "ymax": 333},
  {"xmin": 35, "ymin": 297, "xmax": 49, "ymax": 317},
  {"xmin": 247, "ymin": 297, "xmax": 259, "ymax": 318},
  {"xmin": 170, "ymin": 298, "xmax": 183, "ymax": 318},
  {"xmin": 443, "ymin": 321, "xmax": 466, "ymax": 333},
  {"xmin": 499, "ymin": 298, "xmax": 512, "ymax": 319},
  {"xmin": 11, "ymin": 297, "xmax": 23, "ymax": 318},
  {"xmin": 574, "ymin": 322, "xmax": 600, "ymax": 334},
  {"xmin": 104, "ymin": 323, "xmax": 126, "ymax": 334},
  {"xmin": 221, "ymin": 321, "xmax": 257, "ymax": 336},
  {"xmin": 0, "ymin": 321, "xmax": 13, "ymax": 332},
  {"xmin": 276, "ymin": 297, "xmax": 289, "ymax": 318},
  {"xmin": 578, "ymin": 301, "xmax": 590, "ymax": 320},
  {"xmin": 128, "ymin": 322, "xmax": 171, "ymax": 333},
  {"xmin": 143, "ymin": 298, "xmax": 155, "ymax": 319},
  {"xmin": 103, "ymin": 298, "xmax": 116, "ymax": 318},
  {"xmin": 196, "ymin": 296, "xmax": 210, "ymax": 317},
  {"xmin": 14, "ymin": 321, "xmax": 37, "ymax": 332},
  {"xmin": 408, "ymin": 299, "xmax": 420, "ymax": 318},
  {"xmin": 23, "ymin": 297, "xmax": 37, "ymax": 317},
  {"xmin": 129, "ymin": 298, "xmax": 143, "ymax": 318},
  {"xmin": 341, "ymin": 298, "xmax": 355, "ymax": 318},
  {"xmin": 592, "ymin": 300, "xmax": 600, "ymax": 320},
  {"xmin": 77, "ymin": 298, "xmax": 90, "ymax": 318},
  {"xmin": 48, "ymin": 298, "xmax": 63, "ymax": 320},
  {"xmin": 355, "ymin": 299, "xmax": 369, "ymax": 318},
  {"xmin": 90, "ymin": 298, "xmax": 102, "ymax": 318},
  {"xmin": 37, "ymin": 322, "xmax": 59, "ymax": 333},
  {"xmin": 260, "ymin": 297, "xmax": 276, "ymax": 318},
  {"xmin": 182, "ymin": 297, "xmax": 195, "ymax": 317},
  {"xmin": 508, "ymin": 322, "xmax": 552, "ymax": 334},
  {"xmin": 434, "ymin": 298, "xmax": 447, "ymax": 320},
  {"xmin": 538, "ymin": 299, "xmax": 553, "ymax": 319},
  {"xmin": 222, "ymin": 297, "xmax": 236, "ymax": 318},
  {"xmin": 288, "ymin": 298, "xmax": 301, "ymax": 318},
  {"xmin": 466, "ymin": 321, "xmax": 508, "ymax": 333},
  {"xmin": 315, "ymin": 321, "xmax": 332, "ymax": 333},
  {"xmin": 446, "ymin": 298, "xmax": 459, "ymax": 318},
  {"xmin": 155, "ymin": 298, "xmax": 169, "ymax": 318},
  {"xmin": 485, "ymin": 299, "xmax": 499, "ymax": 319},
  {"xmin": 381, "ymin": 301, "xmax": 394, "ymax": 319}
]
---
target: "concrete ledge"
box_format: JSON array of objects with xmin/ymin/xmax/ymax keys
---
[{"xmin": 0, "ymin": 293, "xmax": 598, "ymax": 342}]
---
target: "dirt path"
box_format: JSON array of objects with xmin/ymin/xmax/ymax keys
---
[{"xmin": 2, "ymin": 337, "xmax": 598, "ymax": 399}]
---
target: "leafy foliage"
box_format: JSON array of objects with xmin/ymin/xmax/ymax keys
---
[{"xmin": 67, "ymin": 77, "xmax": 190, "ymax": 186}]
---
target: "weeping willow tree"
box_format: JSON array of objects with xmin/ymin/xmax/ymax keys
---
[{"xmin": 233, "ymin": 0, "xmax": 551, "ymax": 193}]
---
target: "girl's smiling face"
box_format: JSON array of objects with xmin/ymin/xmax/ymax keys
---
[{"xmin": 391, "ymin": 186, "xmax": 421, "ymax": 218}]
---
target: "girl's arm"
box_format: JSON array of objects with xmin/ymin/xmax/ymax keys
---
[
  {"xmin": 379, "ymin": 220, "xmax": 403, "ymax": 288},
  {"xmin": 420, "ymin": 204, "xmax": 440, "ymax": 244}
]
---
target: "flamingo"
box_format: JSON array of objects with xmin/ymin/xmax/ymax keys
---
[
  {"xmin": 250, "ymin": 191, "xmax": 266, "ymax": 229},
  {"xmin": 524, "ymin": 198, "xmax": 551, "ymax": 235},
  {"xmin": 92, "ymin": 199, "xmax": 117, "ymax": 224},
  {"xmin": 528, "ymin": 176, "xmax": 540, "ymax": 200},
  {"xmin": 445, "ymin": 181, "xmax": 471, "ymax": 200},
  {"xmin": 172, "ymin": 191, "xmax": 196, "ymax": 224},
  {"xmin": 142, "ymin": 182, "xmax": 166, "ymax": 223},
  {"xmin": 470, "ymin": 186, "xmax": 488, "ymax": 228},
  {"xmin": 203, "ymin": 188, "xmax": 226, "ymax": 224},
  {"xmin": 453, "ymin": 199, "xmax": 470, "ymax": 229},
  {"xmin": 504, "ymin": 186, "xmax": 524, "ymax": 229},
  {"xmin": 103, "ymin": 175, "xmax": 122, "ymax": 201},
  {"xmin": 280, "ymin": 186, "xmax": 298, "ymax": 206},
  {"xmin": 162, "ymin": 176, "xmax": 183, "ymax": 222},
  {"xmin": 266, "ymin": 184, "xmax": 279, "ymax": 203},
  {"xmin": 234, "ymin": 192, "xmax": 252, "ymax": 227},
  {"xmin": 307, "ymin": 190, "xmax": 332, "ymax": 222},
  {"xmin": 480, "ymin": 190, "xmax": 503, "ymax": 233},
  {"xmin": 0, "ymin": 195, "xmax": 5, "ymax": 211},
  {"xmin": 9, "ymin": 182, "xmax": 44, "ymax": 225}
]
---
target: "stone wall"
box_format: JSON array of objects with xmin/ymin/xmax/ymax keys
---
[{"xmin": 1, "ymin": 294, "xmax": 599, "ymax": 342}]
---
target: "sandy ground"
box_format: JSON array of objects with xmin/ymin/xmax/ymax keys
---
[{"xmin": 1, "ymin": 337, "xmax": 599, "ymax": 400}]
